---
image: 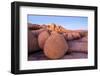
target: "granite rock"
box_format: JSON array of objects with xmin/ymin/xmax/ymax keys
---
[
  {"xmin": 44, "ymin": 32, "xmax": 68, "ymax": 59},
  {"xmin": 28, "ymin": 31, "xmax": 40, "ymax": 53}
]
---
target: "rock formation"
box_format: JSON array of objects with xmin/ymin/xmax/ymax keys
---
[
  {"xmin": 38, "ymin": 30, "xmax": 50, "ymax": 49},
  {"xmin": 28, "ymin": 31, "xmax": 40, "ymax": 53},
  {"xmin": 44, "ymin": 31, "xmax": 68, "ymax": 59},
  {"xmin": 28, "ymin": 23, "xmax": 88, "ymax": 59},
  {"xmin": 45, "ymin": 23, "xmax": 86, "ymax": 40}
]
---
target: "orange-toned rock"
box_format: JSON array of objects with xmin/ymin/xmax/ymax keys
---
[
  {"xmin": 72, "ymin": 32, "xmax": 81, "ymax": 39},
  {"xmin": 28, "ymin": 31, "xmax": 40, "ymax": 53},
  {"xmin": 44, "ymin": 32, "xmax": 68, "ymax": 59},
  {"xmin": 46, "ymin": 23, "xmax": 67, "ymax": 33},
  {"xmin": 75, "ymin": 30, "xmax": 88, "ymax": 37},
  {"xmin": 63, "ymin": 32, "xmax": 81, "ymax": 40},
  {"xmin": 38, "ymin": 30, "xmax": 50, "ymax": 49},
  {"xmin": 67, "ymin": 33, "xmax": 74, "ymax": 40}
]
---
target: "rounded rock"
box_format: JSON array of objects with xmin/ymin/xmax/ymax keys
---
[
  {"xmin": 66, "ymin": 33, "xmax": 73, "ymax": 40},
  {"xmin": 38, "ymin": 30, "xmax": 50, "ymax": 49},
  {"xmin": 44, "ymin": 32, "xmax": 68, "ymax": 59},
  {"xmin": 28, "ymin": 31, "xmax": 40, "ymax": 53},
  {"xmin": 31, "ymin": 28, "xmax": 45, "ymax": 37}
]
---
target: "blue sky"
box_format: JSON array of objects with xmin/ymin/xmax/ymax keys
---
[{"xmin": 28, "ymin": 15, "xmax": 88, "ymax": 30}]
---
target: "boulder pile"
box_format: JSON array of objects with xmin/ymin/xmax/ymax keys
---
[{"xmin": 28, "ymin": 23, "xmax": 88, "ymax": 59}]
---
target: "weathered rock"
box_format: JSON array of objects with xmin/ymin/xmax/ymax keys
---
[
  {"xmin": 72, "ymin": 32, "xmax": 81, "ymax": 39},
  {"xmin": 28, "ymin": 23, "xmax": 42, "ymax": 30},
  {"xmin": 38, "ymin": 30, "xmax": 50, "ymax": 49},
  {"xmin": 31, "ymin": 28, "xmax": 46, "ymax": 37},
  {"xmin": 44, "ymin": 32, "xmax": 68, "ymax": 59},
  {"xmin": 28, "ymin": 31, "xmax": 40, "ymax": 53},
  {"xmin": 68, "ymin": 37, "xmax": 88, "ymax": 53},
  {"xmin": 46, "ymin": 23, "xmax": 67, "ymax": 33},
  {"xmin": 67, "ymin": 33, "xmax": 74, "ymax": 40},
  {"xmin": 63, "ymin": 32, "xmax": 82, "ymax": 40},
  {"xmin": 75, "ymin": 30, "xmax": 88, "ymax": 37}
]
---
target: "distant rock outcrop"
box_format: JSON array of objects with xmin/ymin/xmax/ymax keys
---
[
  {"xmin": 45, "ymin": 23, "xmax": 86, "ymax": 40},
  {"xmin": 28, "ymin": 23, "xmax": 42, "ymax": 30}
]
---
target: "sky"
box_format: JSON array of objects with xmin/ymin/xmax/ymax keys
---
[{"xmin": 28, "ymin": 15, "xmax": 88, "ymax": 30}]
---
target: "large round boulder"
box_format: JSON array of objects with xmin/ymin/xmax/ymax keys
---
[
  {"xmin": 44, "ymin": 32, "xmax": 68, "ymax": 59},
  {"xmin": 28, "ymin": 31, "xmax": 40, "ymax": 53},
  {"xmin": 38, "ymin": 30, "xmax": 50, "ymax": 49}
]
